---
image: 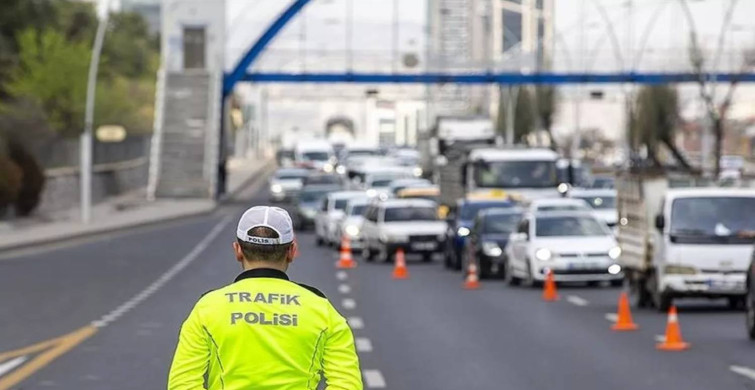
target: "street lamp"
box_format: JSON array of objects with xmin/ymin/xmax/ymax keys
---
[{"xmin": 81, "ymin": 0, "xmax": 112, "ymax": 223}]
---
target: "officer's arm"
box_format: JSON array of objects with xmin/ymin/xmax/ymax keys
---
[
  {"xmin": 167, "ymin": 304, "xmax": 210, "ymax": 390},
  {"xmin": 322, "ymin": 303, "xmax": 363, "ymax": 390}
]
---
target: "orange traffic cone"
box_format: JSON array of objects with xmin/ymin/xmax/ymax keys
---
[
  {"xmin": 657, "ymin": 306, "xmax": 690, "ymax": 351},
  {"xmin": 336, "ymin": 236, "xmax": 356, "ymax": 269},
  {"xmin": 611, "ymin": 292, "xmax": 639, "ymax": 331},
  {"xmin": 392, "ymin": 248, "xmax": 409, "ymax": 279},
  {"xmin": 542, "ymin": 269, "xmax": 559, "ymax": 301},
  {"xmin": 463, "ymin": 260, "xmax": 480, "ymax": 290}
]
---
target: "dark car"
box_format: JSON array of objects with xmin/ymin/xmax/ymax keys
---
[
  {"xmin": 295, "ymin": 185, "xmax": 341, "ymax": 230},
  {"xmin": 462, "ymin": 208, "xmax": 523, "ymax": 279},
  {"xmin": 748, "ymin": 254, "xmax": 755, "ymax": 339},
  {"xmin": 303, "ymin": 173, "xmax": 343, "ymax": 188},
  {"xmin": 444, "ymin": 199, "xmax": 516, "ymax": 270}
]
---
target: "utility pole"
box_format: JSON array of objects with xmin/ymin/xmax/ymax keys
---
[{"xmin": 81, "ymin": 0, "xmax": 111, "ymax": 223}]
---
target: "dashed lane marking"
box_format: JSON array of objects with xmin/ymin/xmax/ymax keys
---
[
  {"xmin": 342, "ymin": 298, "xmax": 357, "ymax": 310},
  {"xmin": 348, "ymin": 317, "xmax": 364, "ymax": 330},
  {"xmin": 338, "ymin": 284, "xmax": 352, "ymax": 294},
  {"xmin": 355, "ymin": 338, "xmax": 373, "ymax": 352},
  {"xmin": 92, "ymin": 215, "xmax": 233, "ymax": 328},
  {"xmin": 566, "ymin": 295, "xmax": 589, "ymax": 306},
  {"xmin": 336, "ymin": 271, "xmax": 348, "ymax": 281},
  {"xmin": 730, "ymin": 366, "xmax": 755, "ymax": 381},
  {"xmin": 363, "ymin": 369, "xmax": 387, "ymax": 388},
  {"xmin": 605, "ymin": 313, "xmax": 618, "ymax": 322}
]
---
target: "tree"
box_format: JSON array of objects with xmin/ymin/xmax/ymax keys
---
[
  {"xmin": 632, "ymin": 85, "xmax": 691, "ymax": 170},
  {"xmin": 535, "ymin": 86, "xmax": 558, "ymax": 149},
  {"xmin": 6, "ymin": 28, "xmax": 90, "ymax": 136},
  {"xmin": 495, "ymin": 86, "xmax": 535, "ymax": 144}
]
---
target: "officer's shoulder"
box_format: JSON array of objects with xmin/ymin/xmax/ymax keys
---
[{"xmin": 294, "ymin": 282, "xmax": 327, "ymax": 299}]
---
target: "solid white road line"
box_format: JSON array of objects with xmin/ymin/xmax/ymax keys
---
[
  {"xmin": 91, "ymin": 215, "xmax": 234, "ymax": 328},
  {"xmin": 0, "ymin": 356, "xmax": 27, "ymax": 377},
  {"xmin": 342, "ymin": 298, "xmax": 357, "ymax": 310},
  {"xmin": 355, "ymin": 338, "xmax": 373, "ymax": 352},
  {"xmin": 338, "ymin": 284, "xmax": 352, "ymax": 294},
  {"xmin": 730, "ymin": 366, "xmax": 755, "ymax": 381},
  {"xmin": 566, "ymin": 295, "xmax": 589, "ymax": 306},
  {"xmin": 363, "ymin": 369, "xmax": 387, "ymax": 388},
  {"xmin": 336, "ymin": 271, "xmax": 348, "ymax": 281},
  {"xmin": 604, "ymin": 313, "xmax": 618, "ymax": 323},
  {"xmin": 347, "ymin": 317, "xmax": 364, "ymax": 330}
]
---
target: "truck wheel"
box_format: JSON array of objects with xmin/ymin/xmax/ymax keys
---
[
  {"xmin": 362, "ymin": 247, "xmax": 375, "ymax": 262},
  {"xmin": 654, "ymin": 291, "xmax": 673, "ymax": 313},
  {"xmin": 626, "ymin": 276, "xmax": 651, "ymax": 308},
  {"xmin": 728, "ymin": 296, "xmax": 746, "ymax": 310},
  {"xmin": 747, "ymin": 292, "xmax": 755, "ymax": 340}
]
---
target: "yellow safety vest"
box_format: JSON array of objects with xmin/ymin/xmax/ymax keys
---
[{"xmin": 168, "ymin": 268, "xmax": 362, "ymax": 390}]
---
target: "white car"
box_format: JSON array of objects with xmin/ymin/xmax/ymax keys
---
[
  {"xmin": 360, "ymin": 199, "xmax": 447, "ymax": 263},
  {"xmin": 527, "ymin": 198, "xmax": 592, "ymax": 214},
  {"xmin": 334, "ymin": 197, "xmax": 371, "ymax": 250},
  {"xmin": 505, "ymin": 211, "xmax": 623, "ymax": 286},
  {"xmin": 569, "ymin": 188, "xmax": 618, "ymax": 228},
  {"xmin": 388, "ymin": 178, "xmax": 433, "ymax": 196},
  {"xmin": 268, "ymin": 168, "xmax": 310, "ymax": 202},
  {"xmin": 360, "ymin": 167, "xmax": 417, "ymax": 197},
  {"xmin": 314, "ymin": 191, "xmax": 364, "ymax": 246}
]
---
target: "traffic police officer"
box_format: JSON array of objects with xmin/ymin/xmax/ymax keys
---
[{"xmin": 168, "ymin": 206, "xmax": 362, "ymax": 389}]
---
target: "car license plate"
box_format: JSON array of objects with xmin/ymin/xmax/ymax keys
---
[
  {"xmin": 412, "ymin": 242, "xmax": 436, "ymax": 251},
  {"xmin": 568, "ymin": 262, "xmax": 599, "ymax": 270}
]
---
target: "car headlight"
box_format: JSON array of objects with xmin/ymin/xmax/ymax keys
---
[
  {"xmin": 482, "ymin": 241, "xmax": 503, "ymax": 257},
  {"xmin": 608, "ymin": 264, "xmax": 622, "ymax": 275},
  {"xmin": 336, "ymin": 165, "xmax": 347, "ymax": 175},
  {"xmin": 608, "ymin": 246, "xmax": 622, "ymax": 260},
  {"xmin": 413, "ymin": 167, "xmax": 423, "ymax": 177},
  {"xmin": 345, "ymin": 225, "xmax": 360, "ymax": 237},
  {"xmin": 323, "ymin": 163, "xmax": 334, "ymax": 173},
  {"xmin": 535, "ymin": 248, "xmax": 553, "ymax": 261},
  {"xmin": 271, "ymin": 184, "xmax": 283, "ymax": 193},
  {"xmin": 457, "ymin": 227, "xmax": 471, "ymax": 237},
  {"xmin": 665, "ymin": 265, "xmax": 697, "ymax": 275}
]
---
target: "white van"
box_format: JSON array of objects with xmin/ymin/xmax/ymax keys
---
[{"xmin": 294, "ymin": 140, "xmax": 335, "ymax": 172}]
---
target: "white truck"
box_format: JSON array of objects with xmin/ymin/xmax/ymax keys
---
[{"xmin": 617, "ymin": 172, "xmax": 755, "ymax": 311}]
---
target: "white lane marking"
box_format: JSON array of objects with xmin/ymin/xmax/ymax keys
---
[
  {"xmin": 342, "ymin": 298, "xmax": 357, "ymax": 310},
  {"xmin": 91, "ymin": 215, "xmax": 234, "ymax": 328},
  {"xmin": 338, "ymin": 284, "xmax": 352, "ymax": 294},
  {"xmin": 731, "ymin": 366, "xmax": 755, "ymax": 381},
  {"xmin": 655, "ymin": 335, "xmax": 666, "ymax": 343},
  {"xmin": 363, "ymin": 369, "xmax": 387, "ymax": 388},
  {"xmin": 0, "ymin": 356, "xmax": 27, "ymax": 377},
  {"xmin": 336, "ymin": 271, "xmax": 348, "ymax": 281},
  {"xmin": 355, "ymin": 337, "xmax": 373, "ymax": 352},
  {"xmin": 604, "ymin": 313, "xmax": 618, "ymax": 323},
  {"xmin": 566, "ymin": 295, "xmax": 589, "ymax": 306},
  {"xmin": 348, "ymin": 317, "xmax": 364, "ymax": 330}
]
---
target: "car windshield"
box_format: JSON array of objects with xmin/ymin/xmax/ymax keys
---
[
  {"xmin": 460, "ymin": 202, "xmax": 511, "ymax": 220},
  {"xmin": 276, "ymin": 172, "xmax": 308, "ymax": 180},
  {"xmin": 334, "ymin": 199, "xmax": 349, "ymax": 210},
  {"xmin": 535, "ymin": 216, "xmax": 609, "ymax": 237},
  {"xmin": 474, "ymin": 160, "xmax": 557, "ymax": 188},
  {"xmin": 302, "ymin": 151, "xmax": 330, "ymax": 161},
  {"xmin": 537, "ymin": 205, "xmax": 589, "ymax": 212},
  {"xmin": 383, "ymin": 207, "xmax": 437, "ymax": 222},
  {"xmin": 670, "ymin": 197, "xmax": 755, "ymax": 244},
  {"xmin": 300, "ymin": 189, "xmax": 333, "ymax": 202},
  {"xmin": 483, "ymin": 214, "xmax": 521, "ymax": 234},
  {"xmin": 573, "ymin": 196, "xmax": 616, "ymax": 209},
  {"xmin": 348, "ymin": 150, "xmax": 378, "ymax": 157},
  {"xmin": 349, "ymin": 205, "xmax": 367, "ymax": 216},
  {"xmin": 306, "ymin": 175, "xmax": 340, "ymax": 185}
]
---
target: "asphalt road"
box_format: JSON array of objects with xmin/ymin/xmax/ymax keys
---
[{"xmin": 1, "ymin": 180, "xmax": 755, "ymax": 389}]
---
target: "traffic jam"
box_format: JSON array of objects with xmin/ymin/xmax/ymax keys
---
[{"xmin": 272, "ymin": 116, "xmax": 755, "ymax": 343}]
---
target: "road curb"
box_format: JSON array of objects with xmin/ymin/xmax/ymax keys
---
[{"xmin": 0, "ymin": 160, "xmax": 275, "ymax": 255}]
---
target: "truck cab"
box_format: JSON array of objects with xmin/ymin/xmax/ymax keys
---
[
  {"xmin": 618, "ymin": 174, "xmax": 755, "ymax": 310},
  {"xmin": 463, "ymin": 148, "xmax": 561, "ymax": 202}
]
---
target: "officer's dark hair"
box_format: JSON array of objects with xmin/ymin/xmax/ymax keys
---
[{"xmin": 237, "ymin": 226, "xmax": 292, "ymax": 263}]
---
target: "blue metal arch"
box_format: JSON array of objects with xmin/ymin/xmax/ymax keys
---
[{"xmin": 223, "ymin": 0, "xmax": 312, "ymax": 95}]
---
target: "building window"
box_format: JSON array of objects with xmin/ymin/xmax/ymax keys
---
[{"xmin": 502, "ymin": 10, "xmax": 522, "ymax": 52}]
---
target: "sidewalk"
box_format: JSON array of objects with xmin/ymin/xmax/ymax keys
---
[{"xmin": 0, "ymin": 157, "xmax": 274, "ymax": 252}]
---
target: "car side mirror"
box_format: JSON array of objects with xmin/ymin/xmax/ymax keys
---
[{"xmin": 654, "ymin": 214, "xmax": 665, "ymax": 231}]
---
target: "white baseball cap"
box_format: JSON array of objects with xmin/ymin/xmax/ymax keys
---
[{"xmin": 236, "ymin": 206, "xmax": 295, "ymax": 245}]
